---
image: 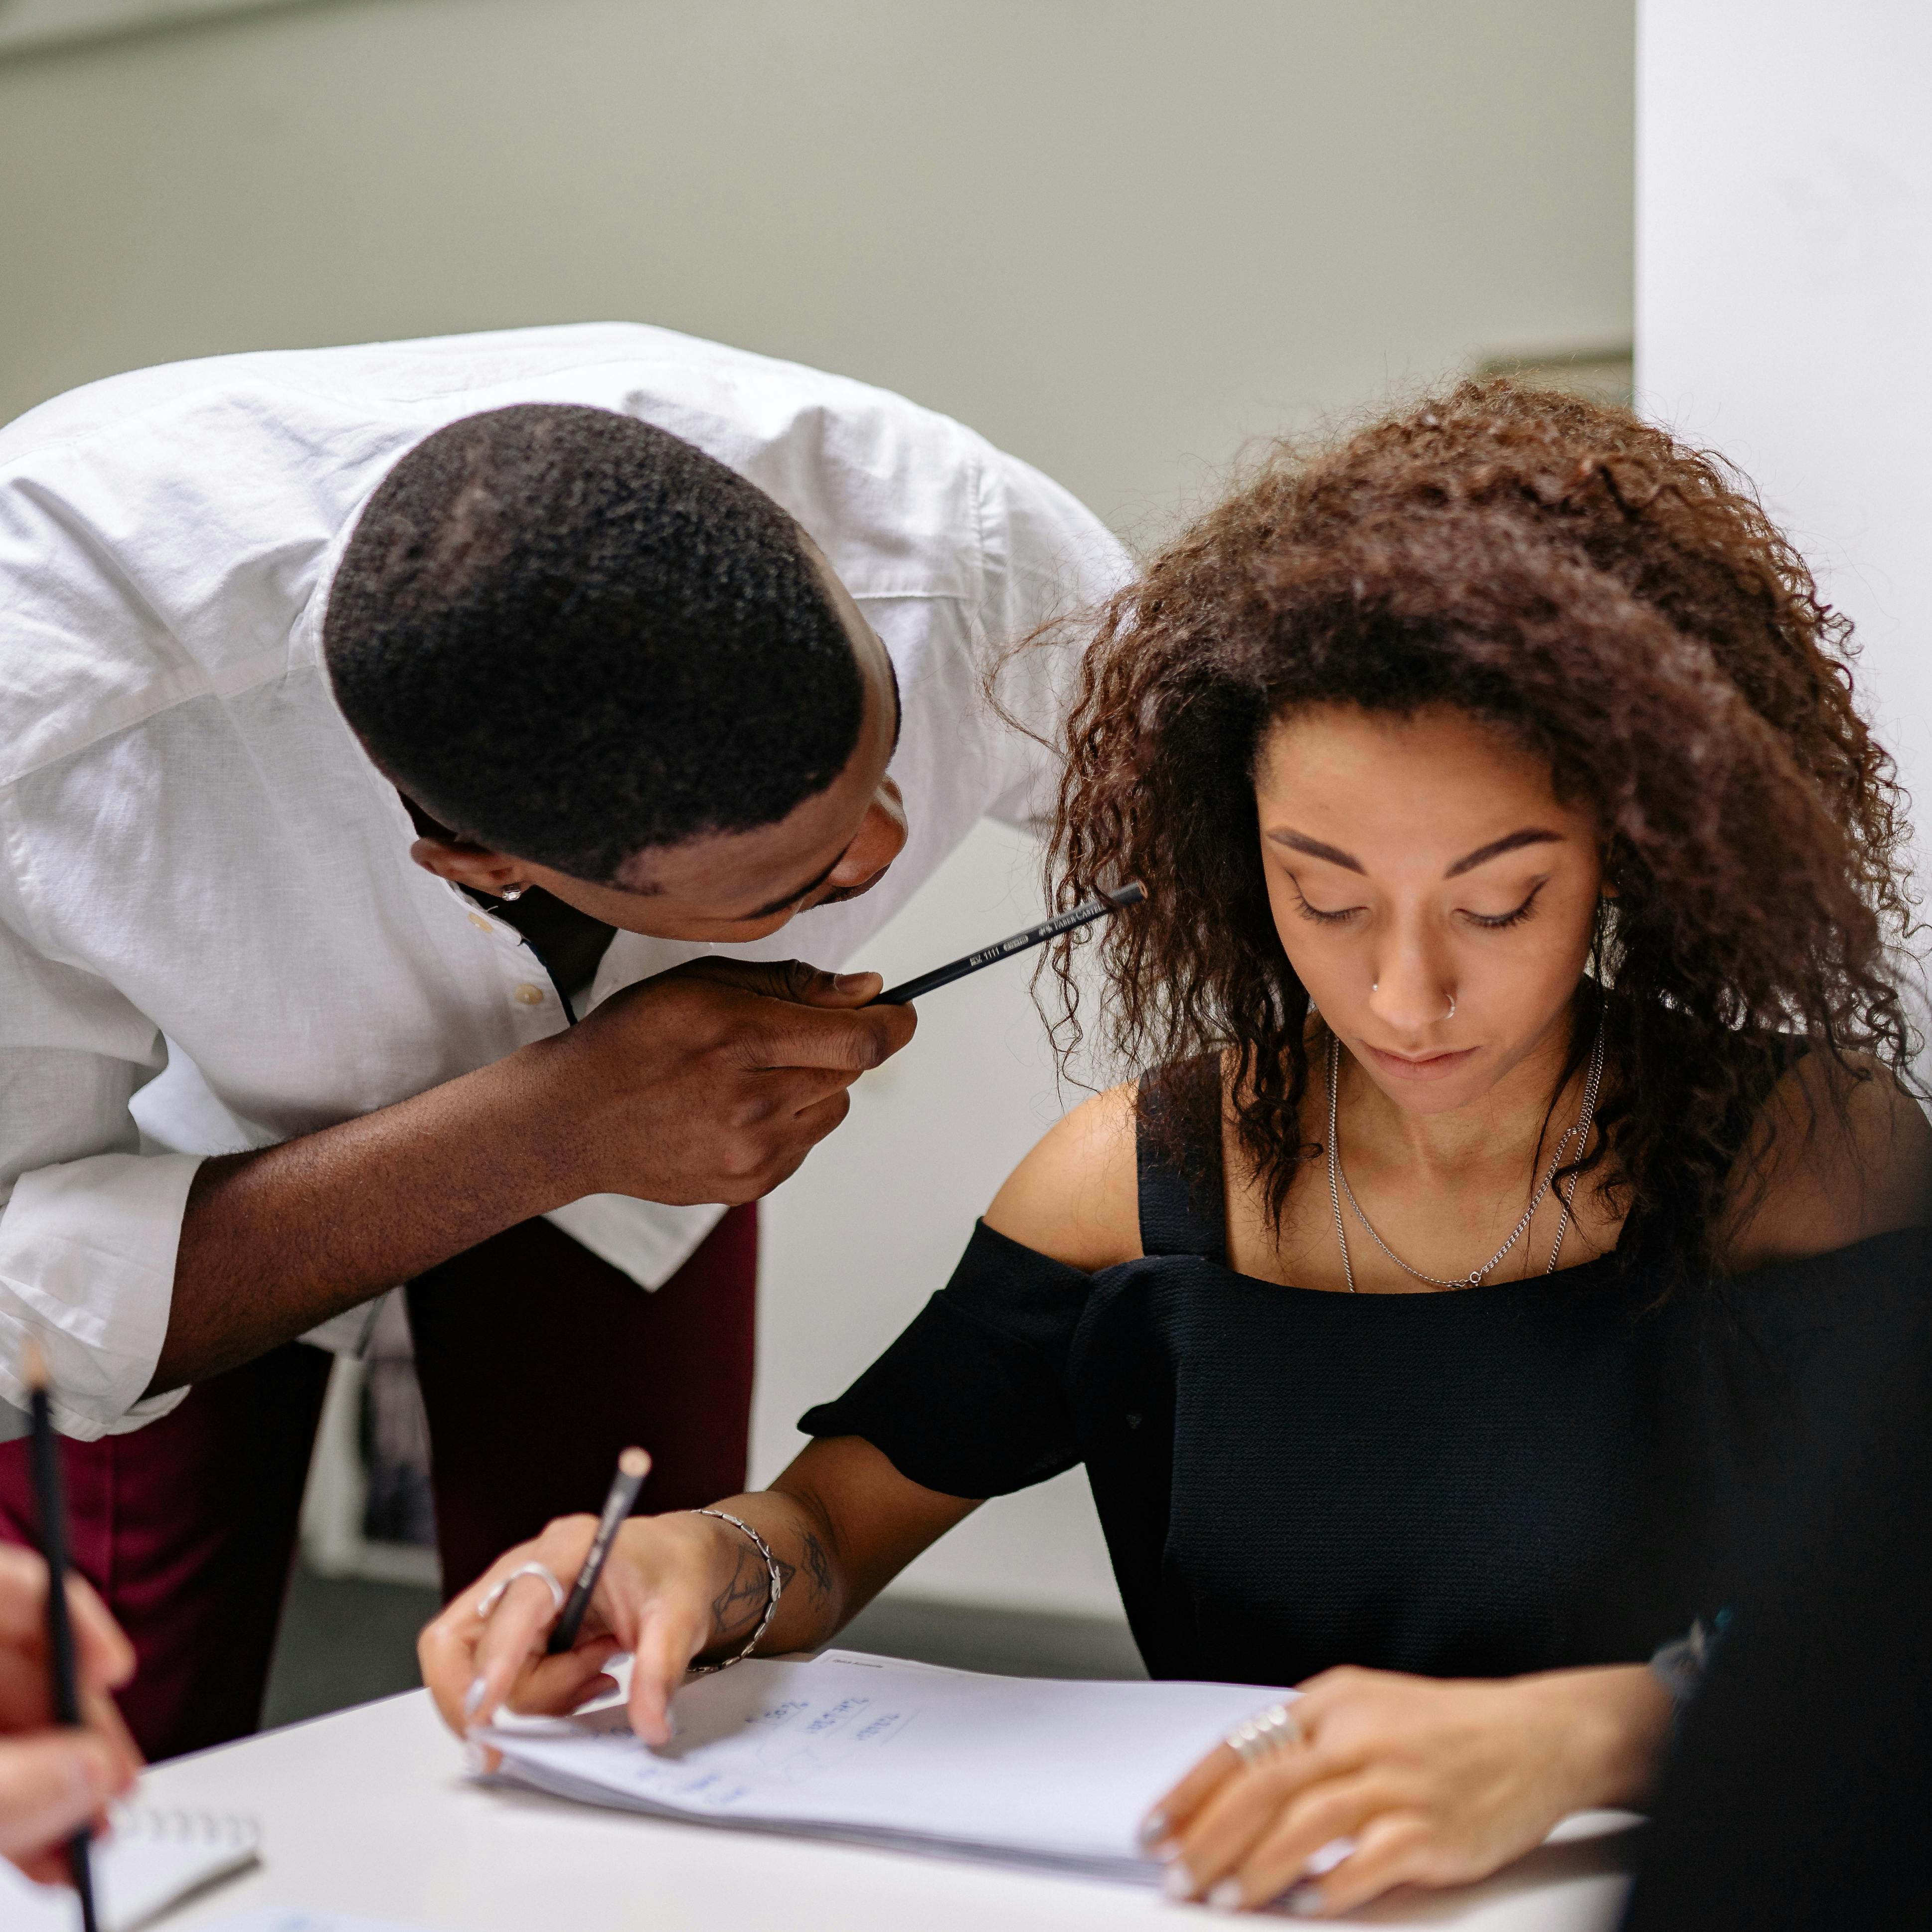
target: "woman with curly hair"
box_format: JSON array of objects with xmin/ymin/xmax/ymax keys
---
[{"xmin": 424, "ymin": 382, "xmax": 1932, "ymax": 1915}]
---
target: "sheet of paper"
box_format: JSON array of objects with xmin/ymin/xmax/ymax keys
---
[
  {"xmin": 0, "ymin": 1803, "xmax": 258, "ymax": 1931},
  {"xmin": 484, "ymin": 1649, "xmax": 1292, "ymax": 1881}
]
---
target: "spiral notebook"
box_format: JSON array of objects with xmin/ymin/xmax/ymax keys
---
[{"xmin": 0, "ymin": 1803, "xmax": 259, "ymax": 1931}]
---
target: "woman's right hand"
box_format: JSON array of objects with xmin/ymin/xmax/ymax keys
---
[
  {"xmin": 418, "ymin": 1508, "xmax": 761, "ymax": 1749},
  {"xmin": 421, "ymin": 1442, "xmax": 969, "ymax": 1754}
]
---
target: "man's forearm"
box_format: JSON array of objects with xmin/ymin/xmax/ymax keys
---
[
  {"xmin": 155, "ymin": 1039, "xmax": 580, "ymax": 1392},
  {"xmin": 151, "ymin": 960, "xmax": 916, "ymax": 1396}
]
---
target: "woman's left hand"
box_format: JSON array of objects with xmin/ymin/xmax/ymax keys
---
[{"xmin": 1144, "ymin": 1662, "xmax": 1671, "ymax": 1917}]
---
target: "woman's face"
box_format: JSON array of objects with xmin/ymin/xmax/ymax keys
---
[{"xmin": 1254, "ymin": 703, "xmax": 1605, "ymax": 1117}]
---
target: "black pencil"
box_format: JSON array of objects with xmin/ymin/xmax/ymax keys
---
[
  {"xmin": 18, "ymin": 1340, "xmax": 99, "ymax": 1932},
  {"xmin": 871, "ymin": 882, "xmax": 1144, "ymax": 1006},
  {"xmin": 548, "ymin": 1446, "xmax": 651, "ymax": 1655}
]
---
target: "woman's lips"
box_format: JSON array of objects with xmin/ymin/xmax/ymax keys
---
[{"xmin": 1363, "ymin": 1043, "xmax": 1479, "ymax": 1082}]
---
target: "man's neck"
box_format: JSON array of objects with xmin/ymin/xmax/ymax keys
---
[{"xmin": 395, "ymin": 788, "xmax": 616, "ymax": 995}]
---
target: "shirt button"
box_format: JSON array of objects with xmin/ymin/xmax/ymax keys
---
[
  {"xmin": 468, "ymin": 912, "xmax": 492, "ymax": 932},
  {"xmin": 511, "ymin": 982, "xmax": 546, "ymax": 1006}
]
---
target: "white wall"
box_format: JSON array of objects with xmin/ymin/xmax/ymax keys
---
[
  {"xmin": 1637, "ymin": 1, "xmax": 1932, "ymax": 889},
  {"xmin": 756, "ymin": 823, "xmax": 1127, "ymax": 1613},
  {"xmin": 2, "ymin": 0, "xmax": 1635, "ymax": 1617}
]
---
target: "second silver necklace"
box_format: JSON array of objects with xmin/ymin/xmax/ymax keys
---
[{"xmin": 1323, "ymin": 1021, "xmax": 1607, "ymax": 1293}]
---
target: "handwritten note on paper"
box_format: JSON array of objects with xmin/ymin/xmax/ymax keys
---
[{"xmin": 482, "ymin": 1649, "xmax": 1295, "ymax": 1882}]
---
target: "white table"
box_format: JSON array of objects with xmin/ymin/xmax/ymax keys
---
[{"xmin": 146, "ymin": 1690, "xmax": 1637, "ymax": 1931}]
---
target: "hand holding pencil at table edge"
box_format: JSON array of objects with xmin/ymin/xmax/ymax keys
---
[
  {"xmin": 0, "ymin": 1538, "xmax": 141, "ymax": 1887},
  {"xmin": 0, "ymin": 1543, "xmax": 139, "ymax": 1883},
  {"xmin": 420, "ymin": 1436, "xmax": 975, "ymax": 1755}
]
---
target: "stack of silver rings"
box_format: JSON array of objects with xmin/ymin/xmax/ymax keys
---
[{"xmin": 1224, "ymin": 1701, "xmax": 1304, "ymax": 1767}]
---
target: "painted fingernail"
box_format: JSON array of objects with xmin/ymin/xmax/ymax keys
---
[
  {"xmin": 1162, "ymin": 1862, "xmax": 1195, "ymax": 1900},
  {"xmin": 1137, "ymin": 1810, "xmax": 1167, "ymax": 1848},
  {"xmin": 463, "ymin": 1742, "xmax": 490, "ymax": 1776},
  {"xmin": 1207, "ymin": 1878, "xmax": 1246, "ymax": 1913},
  {"xmin": 1286, "ymin": 1885, "xmax": 1325, "ymax": 1917},
  {"xmin": 463, "ymin": 1677, "xmax": 487, "ymax": 1722}
]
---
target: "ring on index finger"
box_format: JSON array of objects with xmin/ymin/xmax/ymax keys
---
[
  {"xmin": 1225, "ymin": 1701, "xmax": 1304, "ymax": 1768},
  {"xmin": 474, "ymin": 1561, "xmax": 566, "ymax": 1622}
]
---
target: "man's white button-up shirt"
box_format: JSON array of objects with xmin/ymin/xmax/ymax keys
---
[{"xmin": 0, "ymin": 322, "xmax": 1128, "ymax": 1439}]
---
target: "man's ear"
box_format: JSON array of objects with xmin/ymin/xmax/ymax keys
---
[{"xmin": 409, "ymin": 836, "xmax": 527, "ymax": 897}]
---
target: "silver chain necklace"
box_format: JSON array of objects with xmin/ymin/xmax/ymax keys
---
[{"xmin": 1324, "ymin": 1020, "xmax": 1607, "ymax": 1293}]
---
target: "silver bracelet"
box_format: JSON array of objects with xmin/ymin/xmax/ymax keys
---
[{"xmin": 687, "ymin": 1509, "xmax": 785, "ymax": 1676}]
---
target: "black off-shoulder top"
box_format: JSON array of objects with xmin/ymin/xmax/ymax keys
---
[{"xmin": 802, "ymin": 1066, "xmax": 1928, "ymax": 1687}]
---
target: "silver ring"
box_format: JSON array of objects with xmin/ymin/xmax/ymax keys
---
[
  {"xmin": 1225, "ymin": 1701, "xmax": 1304, "ymax": 1767},
  {"xmin": 475, "ymin": 1560, "xmax": 566, "ymax": 1621}
]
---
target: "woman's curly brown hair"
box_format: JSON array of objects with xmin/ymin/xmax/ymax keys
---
[{"xmin": 1041, "ymin": 378, "xmax": 1919, "ymax": 1266}]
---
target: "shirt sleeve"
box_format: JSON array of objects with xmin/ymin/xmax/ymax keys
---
[
  {"xmin": 0, "ymin": 912, "xmax": 197, "ymax": 1439},
  {"xmin": 798, "ymin": 1220, "xmax": 1095, "ymax": 1498},
  {"xmin": 972, "ymin": 452, "xmax": 1133, "ymax": 834}
]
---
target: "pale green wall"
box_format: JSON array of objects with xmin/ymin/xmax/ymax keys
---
[
  {"xmin": 0, "ymin": 0, "xmax": 1631, "ymax": 535},
  {"xmin": 0, "ymin": 0, "xmax": 1633, "ymax": 1613}
]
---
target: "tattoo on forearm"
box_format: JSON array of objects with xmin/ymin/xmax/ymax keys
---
[
  {"xmin": 708, "ymin": 1539, "xmax": 796, "ymax": 1648},
  {"xmin": 796, "ymin": 1524, "xmax": 834, "ymax": 1607}
]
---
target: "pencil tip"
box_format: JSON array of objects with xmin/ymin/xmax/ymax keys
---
[
  {"xmin": 16, "ymin": 1337, "xmax": 49, "ymax": 1394},
  {"xmin": 619, "ymin": 1447, "xmax": 650, "ymax": 1478}
]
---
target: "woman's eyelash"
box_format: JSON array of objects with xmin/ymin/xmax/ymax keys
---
[
  {"xmin": 1465, "ymin": 884, "xmax": 1545, "ymax": 930},
  {"xmin": 1287, "ymin": 881, "xmax": 1546, "ymax": 929},
  {"xmin": 1289, "ymin": 886, "xmax": 1361, "ymax": 926}
]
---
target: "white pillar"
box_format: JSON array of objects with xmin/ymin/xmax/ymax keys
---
[{"xmin": 1638, "ymin": 2, "xmax": 1932, "ymax": 878}]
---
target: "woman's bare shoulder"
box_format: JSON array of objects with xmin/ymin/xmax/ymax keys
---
[
  {"xmin": 982, "ymin": 1083, "xmax": 1143, "ymax": 1272},
  {"xmin": 1721, "ymin": 1051, "xmax": 1932, "ymax": 1273}
]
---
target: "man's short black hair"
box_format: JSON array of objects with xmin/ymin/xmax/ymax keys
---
[{"xmin": 323, "ymin": 403, "xmax": 865, "ymax": 883}]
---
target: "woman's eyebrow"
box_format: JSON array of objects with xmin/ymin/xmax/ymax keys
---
[
  {"xmin": 1444, "ymin": 828, "xmax": 1562, "ymax": 878},
  {"xmin": 1267, "ymin": 825, "xmax": 1563, "ymax": 879},
  {"xmin": 1269, "ymin": 830, "xmax": 1365, "ymax": 873}
]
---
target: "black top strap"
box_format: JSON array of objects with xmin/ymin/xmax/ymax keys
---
[{"xmin": 1136, "ymin": 1061, "xmax": 1229, "ymax": 1266}]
